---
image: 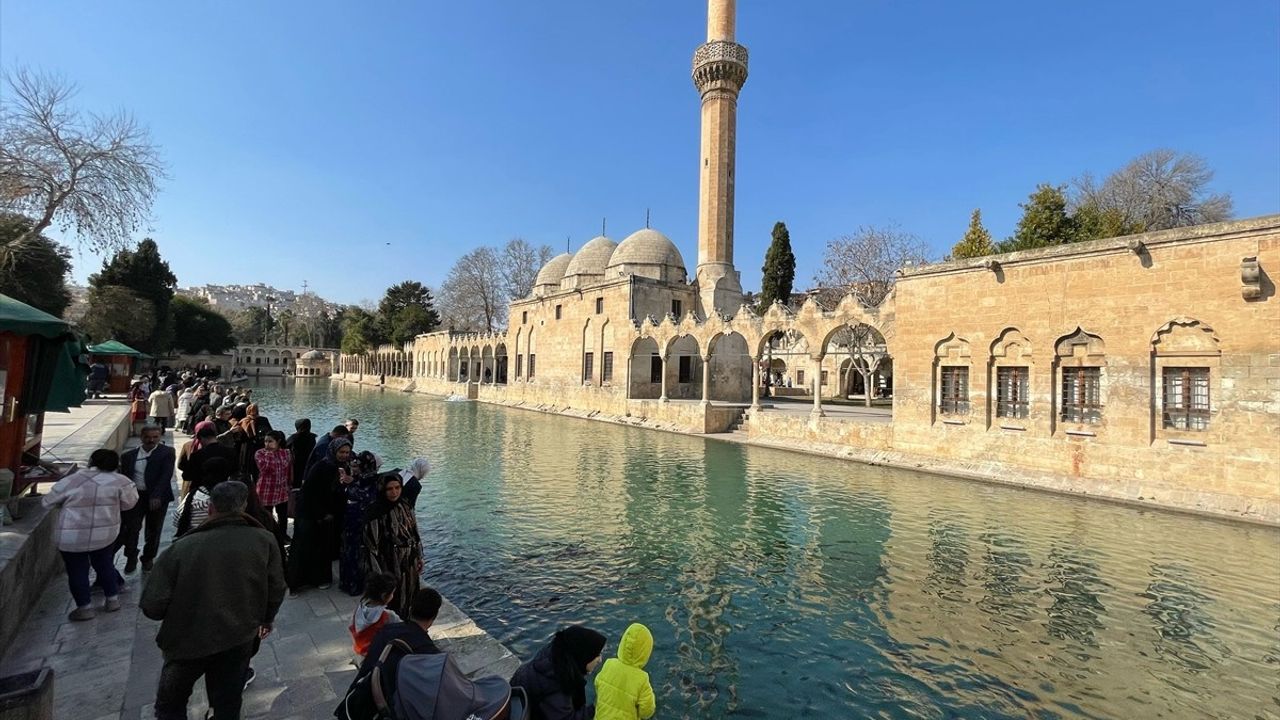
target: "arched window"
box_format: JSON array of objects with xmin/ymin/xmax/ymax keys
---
[
  {"xmin": 934, "ymin": 333, "xmax": 971, "ymax": 421},
  {"xmin": 990, "ymin": 328, "xmax": 1033, "ymax": 425},
  {"xmin": 1152, "ymin": 318, "xmax": 1219, "ymax": 437},
  {"xmin": 1054, "ymin": 328, "xmax": 1105, "ymax": 428}
]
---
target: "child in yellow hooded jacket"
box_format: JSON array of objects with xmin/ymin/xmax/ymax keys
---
[{"xmin": 593, "ymin": 622, "xmax": 657, "ymax": 720}]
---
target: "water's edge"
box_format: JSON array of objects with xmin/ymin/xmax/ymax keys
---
[{"xmin": 335, "ymin": 376, "xmax": 1278, "ymax": 528}]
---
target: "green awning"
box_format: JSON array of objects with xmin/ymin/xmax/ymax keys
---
[
  {"xmin": 0, "ymin": 293, "xmax": 85, "ymax": 413},
  {"xmin": 87, "ymin": 339, "xmax": 144, "ymax": 356},
  {"xmin": 0, "ymin": 293, "xmax": 72, "ymax": 338}
]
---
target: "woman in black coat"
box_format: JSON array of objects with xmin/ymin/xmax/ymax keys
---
[
  {"xmin": 287, "ymin": 437, "xmax": 352, "ymax": 592},
  {"xmin": 285, "ymin": 418, "xmax": 317, "ymax": 490},
  {"xmin": 511, "ymin": 625, "xmax": 607, "ymax": 720}
]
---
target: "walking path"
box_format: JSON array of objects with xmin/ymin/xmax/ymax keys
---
[{"xmin": 1, "ymin": 426, "xmax": 519, "ymax": 720}]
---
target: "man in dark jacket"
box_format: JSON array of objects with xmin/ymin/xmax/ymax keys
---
[
  {"xmin": 141, "ymin": 481, "xmax": 286, "ymax": 720},
  {"xmin": 182, "ymin": 426, "xmax": 236, "ymax": 490},
  {"xmin": 355, "ymin": 587, "xmax": 443, "ymax": 678},
  {"xmin": 117, "ymin": 424, "xmax": 176, "ymax": 573}
]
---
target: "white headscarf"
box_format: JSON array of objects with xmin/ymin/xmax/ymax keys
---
[{"xmin": 408, "ymin": 457, "xmax": 431, "ymax": 479}]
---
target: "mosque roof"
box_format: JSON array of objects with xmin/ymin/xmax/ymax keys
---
[
  {"xmin": 607, "ymin": 228, "xmax": 686, "ymax": 270},
  {"xmin": 300, "ymin": 350, "xmax": 328, "ymax": 360},
  {"xmin": 534, "ymin": 252, "xmax": 573, "ymax": 288},
  {"xmin": 563, "ymin": 236, "xmax": 618, "ymax": 279}
]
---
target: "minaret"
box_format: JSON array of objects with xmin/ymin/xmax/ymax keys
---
[{"xmin": 693, "ymin": 0, "xmax": 748, "ymax": 317}]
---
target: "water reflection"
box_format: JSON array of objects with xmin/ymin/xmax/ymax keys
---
[{"xmin": 247, "ymin": 381, "xmax": 1280, "ymax": 719}]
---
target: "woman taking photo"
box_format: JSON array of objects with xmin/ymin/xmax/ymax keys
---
[
  {"xmin": 512, "ymin": 625, "xmax": 608, "ymax": 720},
  {"xmin": 42, "ymin": 449, "xmax": 139, "ymax": 621},
  {"xmin": 289, "ymin": 437, "xmax": 352, "ymax": 593},
  {"xmin": 361, "ymin": 473, "xmax": 422, "ymax": 618}
]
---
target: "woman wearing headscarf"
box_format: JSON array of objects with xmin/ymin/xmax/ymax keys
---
[
  {"xmin": 338, "ymin": 450, "xmax": 382, "ymax": 595},
  {"xmin": 236, "ymin": 403, "xmax": 273, "ymax": 480},
  {"xmin": 361, "ymin": 474, "xmax": 421, "ymax": 618},
  {"xmin": 289, "ymin": 437, "xmax": 352, "ymax": 593},
  {"xmin": 511, "ymin": 625, "xmax": 608, "ymax": 720},
  {"xmin": 399, "ymin": 457, "xmax": 430, "ymax": 510},
  {"xmin": 285, "ymin": 418, "xmax": 317, "ymax": 490}
]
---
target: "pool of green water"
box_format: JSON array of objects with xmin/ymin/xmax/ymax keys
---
[{"xmin": 249, "ymin": 378, "xmax": 1280, "ymax": 719}]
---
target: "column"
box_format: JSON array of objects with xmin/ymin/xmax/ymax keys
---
[
  {"xmin": 659, "ymin": 355, "xmax": 669, "ymax": 402},
  {"xmin": 700, "ymin": 354, "xmax": 712, "ymax": 405},
  {"xmin": 750, "ymin": 356, "xmax": 761, "ymax": 411},
  {"xmin": 811, "ymin": 355, "xmax": 824, "ymax": 417}
]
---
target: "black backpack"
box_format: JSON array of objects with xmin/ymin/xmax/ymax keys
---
[{"xmin": 335, "ymin": 639, "xmax": 412, "ymax": 720}]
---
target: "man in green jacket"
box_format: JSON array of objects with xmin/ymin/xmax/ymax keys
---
[{"xmin": 141, "ymin": 480, "xmax": 286, "ymax": 720}]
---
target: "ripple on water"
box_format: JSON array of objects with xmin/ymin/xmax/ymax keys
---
[{"xmin": 250, "ymin": 380, "xmax": 1280, "ymax": 719}]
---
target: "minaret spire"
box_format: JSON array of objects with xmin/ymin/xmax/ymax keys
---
[{"xmin": 693, "ymin": 0, "xmax": 748, "ymax": 317}]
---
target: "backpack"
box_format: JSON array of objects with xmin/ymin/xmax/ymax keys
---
[{"xmin": 335, "ymin": 639, "xmax": 412, "ymax": 720}]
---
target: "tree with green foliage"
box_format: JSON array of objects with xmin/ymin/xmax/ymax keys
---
[
  {"xmin": 1072, "ymin": 203, "xmax": 1143, "ymax": 242},
  {"xmin": 0, "ymin": 214, "xmax": 72, "ymax": 316},
  {"xmin": 230, "ymin": 306, "xmax": 273, "ymax": 345},
  {"xmin": 950, "ymin": 209, "xmax": 995, "ymax": 259},
  {"xmin": 87, "ymin": 238, "xmax": 176, "ymax": 352},
  {"xmin": 81, "ymin": 285, "xmax": 155, "ymax": 348},
  {"xmin": 171, "ymin": 295, "xmax": 235, "ymax": 353},
  {"xmin": 340, "ymin": 307, "xmax": 381, "ymax": 355},
  {"xmin": 376, "ymin": 280, "xmax": 440, "ymax": 344},
  {"xmin": 759, "ymin": 221, "xmax": 797, "ymax": 310},
  {"xmin": 999, "ymin": 185, "xmax": 1079, "ymax": 253}
]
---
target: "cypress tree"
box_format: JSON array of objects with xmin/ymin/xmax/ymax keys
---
[
  {"xmin": 759, "ymin": 221, "xmax": 797, "ymax": 309},
  {"xmin": 950, "ymin": 209, "xmax": 995, "ymax": 259}
]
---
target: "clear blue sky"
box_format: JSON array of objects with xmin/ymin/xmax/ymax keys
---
[{"xmin": 3, "ymin": 0, "xmax": 1278, "ymax": 305}]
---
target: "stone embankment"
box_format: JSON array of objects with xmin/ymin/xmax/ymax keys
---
[
  {"xmin": 0, "ymin": 403, "xmax": 518, "ymax": 719},
  {"xmin": 336, "ymin": 373, "xmax": 1279, "ymax": 526}
]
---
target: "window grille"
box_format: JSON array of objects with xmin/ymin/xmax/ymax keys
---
[
  {"xmin": 1060, "ymin": 366, "xmax": 1102, "ymax": 424},
  {"xmin": 1163, "ymin": 367, "xmax": 1210, "ymax": 431},
  {"xmin": 595, "ymin": 298, "xmax": 604, "ymax": 314},
  {"xmin": 602, "ymin": 352, "xmax": 614, "ymax": 383},
  {"xmin": 671, "ymin": 299, "xmax": 682, "ymax": 317},
  {"xmin": 583, "ymin": 352, "xmax": 594, "ymax": 385},
  {"xmin": 528, "ymin": 354, "xmax": 536, "ymax": 379},
  {"xmin": 939, "ymin": 366, "xmax": 969, "ymax": 415},
  {"xmin": 516, "ymin": 355, "xmax": 523, "ymax": 379},
  {"xmin": 996, "ymin": 366, "xmax": 1029, "ymax": 419}
]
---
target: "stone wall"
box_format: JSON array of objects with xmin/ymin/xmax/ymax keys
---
[{"xmin": 891, "ymin": 216, "xmax": 1280, "ymax": 522}]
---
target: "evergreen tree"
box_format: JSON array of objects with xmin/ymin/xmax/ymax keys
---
[
  {"xmin": 950, "ymin": 209, "xmax": 995, "ymax": 259},
  {"xmin": 0, "ymin": 214, "xmax": 73, "ymax": 316},
  {"xmin": 1000, "ymin": 185, "xmax": 1079, "ymax": 252},
  {"xmin": 171, "ymin": 296, "xmax": 236, "ymax": 353},
  {"xmin": 88, "ymin": 238, "xmax": 177, "ymax": 352},
  {"xmin": 376, "ymin": 280, "xmax": 441, "ymax": 344},
  {"xmin": 759, "ymin": 221, "xmax": 796, "ymax": 309}
]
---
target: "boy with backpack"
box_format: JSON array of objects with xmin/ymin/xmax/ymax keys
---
[
  {"xmin": 350, "ymin": 572, "xmax": 403, "ymax": 663},
  {"xmin": 593, "ymin": 622, "xmax": 657, "ymax": 720}
]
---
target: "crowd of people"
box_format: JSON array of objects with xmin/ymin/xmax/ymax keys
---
[{"xmin": 40, "ymin": 370, "xmax": 661, "ymax": 719}]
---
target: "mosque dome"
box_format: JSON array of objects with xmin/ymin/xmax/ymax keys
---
[
  {"xmin": 532, "ymin": 253, "xmax": 573, "ymax": 297},
  {"xmin": 606, "ymin": 228, "xmax": 687, "ymax": 284},
  {"xmin": 300, "ymin": 350, "xmax": 328, "ymax": 361},
  {"xmin": 561, "ymin": 236, "xmax": 618, "ymax": 289}
]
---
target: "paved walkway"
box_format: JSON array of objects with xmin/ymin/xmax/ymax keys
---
[
  {"xmin": 1, "ymin": 427, "xmax": 518, "ymax": 720},
  {"xmin": 38, "ymin": 399, "xmax": 133, "ymax": 466}
]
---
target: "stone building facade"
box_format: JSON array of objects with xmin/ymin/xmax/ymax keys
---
[{"xmin": 335, "ymin": 0, "xmax": 1279, "ymax": 523}]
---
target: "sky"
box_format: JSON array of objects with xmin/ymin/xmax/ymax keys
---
[{"xmin": 2, "ymin": 0, "xmax": 1278, "ymax": 305}]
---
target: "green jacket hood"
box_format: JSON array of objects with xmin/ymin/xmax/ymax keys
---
[{"xmin": 616, "ymin": 622, "xmax": 653, "ymax": 668}]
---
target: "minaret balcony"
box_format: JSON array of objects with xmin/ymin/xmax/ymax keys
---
[{"xmin": 692, "ymin": 40, "xmax": 749, "ymax": 95}]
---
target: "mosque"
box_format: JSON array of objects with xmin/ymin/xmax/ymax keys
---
[{"xmin": 339, "ymin": 0, "xmax": 1280, "ymax": 525}]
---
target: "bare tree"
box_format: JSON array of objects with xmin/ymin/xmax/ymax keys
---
[
  {"xmin": 0, "ymin": 68, "xmax": 164, "ymax": 268},
  {"xmin": 1072, "ymin": 149, "xmax": 1233, "ymax": 232},
  {"xmin": 812, "ymin": 226, "xmax": 928, "ymax": 307},
  {"xmin": 499, "ymin": 237, "xmax": 554, "ymax": 300},
  {"xmin": 439, "ymin": 246, "xmax": 506, "ymax": 332},
  {"xmin": 829, "ymin": 323, "xmax": 888, "ymax": 407}
]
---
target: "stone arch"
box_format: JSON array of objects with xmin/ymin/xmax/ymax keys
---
[
  {"xmin": 989, "ymin": 328, "xmax": 1034, "ymax": 425},
  {"xmin": 628, "ymin": 336, "xmax": 662, "ymax": 399},
  {"xmin": 758, "ymin": 327, "xmax": 811, "ymax": 394},
  {"xmin": 824, "ymin": 322, "xmax": 891, "ymax": 404},
  {"xmin": 495, "ymin": 342, "xmax": 508, "ymax": 384},
  {"xmin": 933, "ymin": 333, "xmax": 973, "ymax": 421},
  {"xmin": 1053, "ymin": 328, "xmax": 1106, "ymax": 428},
  {"xmin": 1151, "ymin": 317, "xmax": 1219, "ymax": 354},
  {"xmin": 1151, "ymin": 318, "xmax": 1219, "ymax": 435},
  {"xmin": 666, "ymin": 334, "xmax": 704, "ymax": 400},
  {"xmin": 707, "ymin": 331, "xmax": 751, "ymax": 402}
]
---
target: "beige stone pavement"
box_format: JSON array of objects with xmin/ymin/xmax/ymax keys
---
[{"xmin": 1, "ymin": 423, "xmax": 519, "ymax": 720}]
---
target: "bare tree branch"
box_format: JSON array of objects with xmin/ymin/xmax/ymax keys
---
[
  {"xmin": 0, "ymin": 67, "xmax": 164, "ymax": 268},
  {"xmin": 1071, "ymin": 149, "xmax": 1233, "ymax": 232},
  {"xmin": 812, "ymin": 225, "xmax": 928, "ymax": 307}
]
